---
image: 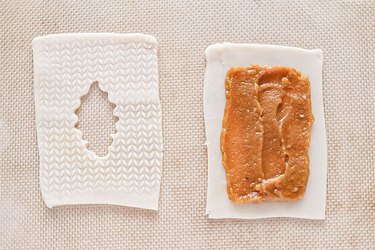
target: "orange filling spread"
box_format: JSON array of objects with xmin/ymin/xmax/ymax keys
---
[{"xmin": 220, "ymin": 65, "xmax": 314, "ymax": 203}]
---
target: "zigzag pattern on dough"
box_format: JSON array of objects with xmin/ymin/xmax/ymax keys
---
[{"xmin": 33, "ymin": 34, "xmax": 163, "ymax": 209}]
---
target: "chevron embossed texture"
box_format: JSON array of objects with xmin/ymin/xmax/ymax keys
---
[{"xmin": 32, "ymin": 33, "xmax": 163, "ymax": 210}]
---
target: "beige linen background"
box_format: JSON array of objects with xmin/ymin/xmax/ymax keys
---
[{"xmin": 0, "ymin": 0, "xmax": 374, "ymax": 249}]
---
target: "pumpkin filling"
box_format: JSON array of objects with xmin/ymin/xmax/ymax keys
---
[{"xmin": 220, "ymin": 65, "xmax": 314, "ymax": 203}]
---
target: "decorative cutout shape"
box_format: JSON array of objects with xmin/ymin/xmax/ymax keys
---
[{"xmin": 75, "ymin": 81, "xmax": 119, "ymax": 157}]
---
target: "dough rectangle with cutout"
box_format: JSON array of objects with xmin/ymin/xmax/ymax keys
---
[
  {"xmin": 204, "ymin": 43, "xmax": 327, "ymax": 219},
  {"xmin": 33, "ymin": 33, "xmax": 163, "ymax": 210}
]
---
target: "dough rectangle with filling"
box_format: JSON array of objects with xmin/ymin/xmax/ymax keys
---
[{"xmin": 204, "ymin": 43, "xmax": 326, "ymax": 219}]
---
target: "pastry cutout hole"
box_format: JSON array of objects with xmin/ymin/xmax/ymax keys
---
[{"xmin": 75, "ymin": 82, "xmax": 118, "ymax": 157}]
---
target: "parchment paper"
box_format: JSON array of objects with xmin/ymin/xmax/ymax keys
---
[{"xmin": 1, "ymin": 1, "xmax": 374, "ymax": 249}]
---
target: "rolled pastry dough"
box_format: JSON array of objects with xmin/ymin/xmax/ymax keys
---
[
  {"xmin": 204, "ymin": 43, "xmax": 327, "ymax": 219},
  {"xmin": 33, "ymin": 33, "xmax": 163, "ymax": 210}
]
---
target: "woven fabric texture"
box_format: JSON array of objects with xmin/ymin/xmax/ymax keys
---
[{"xmin": 0, "ymin": 0, "xmax": 374, "ymax": 249}]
